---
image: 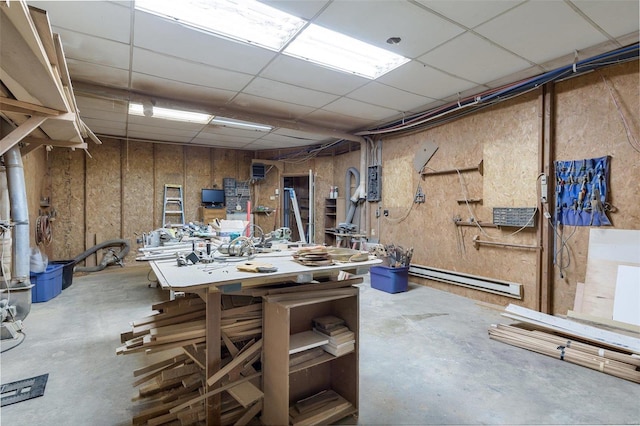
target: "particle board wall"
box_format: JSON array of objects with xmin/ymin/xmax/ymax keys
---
[
  {"xmin": 552, "ymin": 61, "xmax": 639, "ymax": 313},
  {"xmin": 21, "ymin": 147, "xmax": 53, "ymax": 258},
  {"xmin": 378, "ymin": 92, "xmax": 542, "ymax": 309},
  {"xmin": 48, "ymin": 140, "xmax": 252, "ymax": 262}
]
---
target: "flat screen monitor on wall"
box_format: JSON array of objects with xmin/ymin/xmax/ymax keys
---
[{"xmin": 201, "ymin": 189, "xmax": 225, "ymax": 207}]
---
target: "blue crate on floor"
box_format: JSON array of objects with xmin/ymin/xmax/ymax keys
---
[
  {"xmin": 370, "ymin": 265, "xmax": 409, "ymax": 294},
  {"xmin": 30, "ymin": 264, "xmax": 63, "ymax": 303}
]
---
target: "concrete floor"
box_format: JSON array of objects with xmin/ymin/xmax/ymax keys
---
[{"xmin": 1, "ymin": 263, "xmax": 638, "ymax": 425}]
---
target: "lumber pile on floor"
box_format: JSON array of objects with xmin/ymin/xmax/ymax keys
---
[
  {"xmin": 490, "ymin": 304, "xmax": 640, "ymax": 384},
  {"xmin": 118, "ymin": 294, "xmax": 264, "ymax": 425}
]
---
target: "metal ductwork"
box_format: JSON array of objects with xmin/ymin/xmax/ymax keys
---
[{"xmin": 1, "ymin": 145, "xmax": 31, "ymax": 340}]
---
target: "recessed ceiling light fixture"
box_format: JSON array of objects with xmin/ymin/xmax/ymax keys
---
[
  {"xmin": 386, "ymin": 37, "xmax": 402, "ymax": 45},
  {"xmin": 135, "ymin": 0, "xmax": 410, "ymax": 80},
  {"xmin": 129, "ymin": 102, "xmax": 213, "ymax": 124},
  {"xmin": 210, "ymin": 117, "xmax": 272, "ymax": 132}
]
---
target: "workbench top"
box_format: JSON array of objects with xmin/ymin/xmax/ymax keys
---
[{"xmin": 150, "ymin": 252, "xmax": 381, "ymax": 291}]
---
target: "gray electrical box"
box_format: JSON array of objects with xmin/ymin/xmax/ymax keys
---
[
  {"xmin": 493, "ymin": 207, "xmax": 537, "ymax": 227},
  {"xmin": 367, "ymin": 165, "xmax": 382, "ymax": 202}
]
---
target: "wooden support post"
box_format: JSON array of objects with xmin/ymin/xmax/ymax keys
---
[
  {"xmin": 205, "ymin": 290, "xmax": 222, "ymax": 424},
  {"xmin": 0, "ymin": 115, "xmax": 47, "ymax": 156},
  {"xmin": 537, "ymin": 83, "xmax": 555, "ymax": 314}
]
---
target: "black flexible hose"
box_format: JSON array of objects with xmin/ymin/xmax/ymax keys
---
[{"xmin": 73, "ymin": 239, "xmax": 130, "ymax": 273}]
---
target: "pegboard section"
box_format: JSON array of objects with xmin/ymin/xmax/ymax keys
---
[{"xmin": 493, "ymin": 207, "xmax": 537, "ymax": 227}]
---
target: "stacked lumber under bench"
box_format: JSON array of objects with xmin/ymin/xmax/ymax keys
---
[
  {"xmin": 117, "ymin": 294, "xmax": 264, "ymax": 426},
  {"xmin": 490, "ymin": 304, "xmax": 640, "ymax": 383}
]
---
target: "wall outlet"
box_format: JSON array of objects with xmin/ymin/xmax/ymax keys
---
[
  {"xmin": 371, "ymin": 229, "xmax": 375, "ymax": 236},
  {"xmin": 383, "ymin": 209, "xmax": 389, "ymax": 217},
  {"xmin": 270, "ymin": 195, "xmax": 276, "ymax": 200}
]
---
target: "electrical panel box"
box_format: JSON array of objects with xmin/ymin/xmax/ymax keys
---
[
  {"xmin": 367, "ymin": 165, "xmax": 382, "ymax": 202},
  {"xmin": 492, "ymin": 207, "xmax": 537, "ymax": 227},
  {"xmin": 251, "ymin": 163, "xmax": 266, "ymax": 180}
]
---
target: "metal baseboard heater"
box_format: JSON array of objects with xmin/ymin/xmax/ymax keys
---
[{"xmin": 408, "ymin": 264, "xmax": 522, "ymax": 299}]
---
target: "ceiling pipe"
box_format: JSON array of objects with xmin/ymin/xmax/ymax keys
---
[{"xmin": 72, "ymin": 82, "xmax": 365, "ymax": 144}]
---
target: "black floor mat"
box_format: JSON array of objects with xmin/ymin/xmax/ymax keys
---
[{"xmin": 1, "ymin": 374, "xmax": 49, "ymax": 407}]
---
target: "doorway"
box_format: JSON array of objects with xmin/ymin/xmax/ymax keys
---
[{"xmin": 282, "ymin": 175, "xmax": 309, "ymax": 243}]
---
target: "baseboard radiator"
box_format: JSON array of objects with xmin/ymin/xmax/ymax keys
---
[{"xmin": 408, "ymin": 264, "xmax": 523, "ymax": 299}]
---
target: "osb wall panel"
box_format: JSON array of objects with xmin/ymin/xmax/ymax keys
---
[
  {"xmin": 21, "ymin": 148, "xmax": 52, "ymax": 257},
  {"xmin": 154, "ymin": 144, "xmax": 184, "ymax": 227},
  {"xmin": 184, "ymin": 146, "xmax": 211, "ymax": 223},
  {"xmin": 50, "ymin": 147, "xmax": 85, "ymax": 260},
  {"xmin": 379, "ymin": 93, "xmax": 541, "ymax": 308},
  {"xmin": 122, "ymin": 141, "xmax": 154, "ymax": 247},
  {"xmin": 552, "ymin": 61, "xmax": 639, "ymax": 314},
  {"xmin": 85, "ymin": 138, "xmax": 122, "ymax": 248}
]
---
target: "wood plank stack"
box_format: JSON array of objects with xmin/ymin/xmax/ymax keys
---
[
  {"xmin": 117, "ymin": 294, "xmax": 264, "ymax": 425},
  {"xmin": 289, "ymin": 389, "xmax": 354, "ymax": 426},
  {"xmin": 490, "ymin": 304, "xmax": 640, "ymax": 384}
]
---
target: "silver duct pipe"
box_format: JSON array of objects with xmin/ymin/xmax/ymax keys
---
[
  {"xmin": 0, "ymin": 165, "xmax": 11, "ymax": 279},
  {"xmin": 4, "ymin": 146, "xmax": 29, "ymax": 285}
]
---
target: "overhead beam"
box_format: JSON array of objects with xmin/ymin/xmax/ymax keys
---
[
  {"xmin": 0, "ymin": 97, "xmax": 61, "ymax": 116},
  {"xmin": 23, "ymin": 136, "xmax": 87, "ymax": 150},
  {"xmin": 0, "ymin": 114, "xmax": 47, "ymax": 156},
  {"xmin": 73, "ymin": 82, "xmax": 366, "ymax": 143}
]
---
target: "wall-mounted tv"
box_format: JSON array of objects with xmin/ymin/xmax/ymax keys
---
[{"xmin": 201, "ymin": 189, "xmax": 225, "ymax": 207}]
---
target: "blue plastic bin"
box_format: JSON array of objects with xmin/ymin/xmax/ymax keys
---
[
  {"xmin": 30, "ymin": 264, "xmax": 64, "ymax": 303},
  {"xmin": 370, "ymin": 265, "xmax": 409, "ymax": 294}
]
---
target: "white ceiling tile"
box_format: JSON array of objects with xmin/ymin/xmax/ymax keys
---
[
  {"xmin": 303, "ymin": 110, "xmax": 372, "ymax": 132},
  {"xmin": 131, "ymin": 73, "xmax": 236, "ymax": 105},
  {"xmin": 378, "ymin": 61, "xmax": 477, "ymax": 100},
  {"xmin": 260, "ymin": 55, "xmax": 368, "ymax": 96},
  {"xmin": 347, "ymin": 82, "xmax": 435, "ymax": 113},
  {"xmin": 127, "ymin": 124, "xmax": 200, "ymax": 139},
  {"xmin": 132, "ymin": 48, "xmax": 252, "ymax": 92},
  {"xmin": 269, "ymin": 128, "xmax": 331, "ymax": 142},
  {"xmin": 127, "ymin": 115, "xmax": 207, "ymax": 132},
  {"xmin": 571, "ymin": 0, "xmax": 640, "ymax": 38},
  {"xmin": 127, "ymin": 130, "xmax": 194, "ymax": 143},
  {"xmin": 29, "ymin": 1, "xmax": 131, "ymax": 43},
  {"xmin": 259, "ymin": 1, "xmax": 330, "ymax": 20},
  {"xmin": 56, "ymin": 28, "xmax": 130, "ymax": 69},
  {"xmin": 418, "ymin": 33, "xmax": 532, "ymax": 84},
  {"xmin": 320, "ymin": 97, "xmax": 399, "ymax": 122},
  {"xmin": 133, "ymin": 10, "xmax": 277, "ymax": 75},
  {"xmin": 78, "ymin": 105, "xmax": 127, "ymax": 123},
  {"xmin": 313, "ymin": 0, "xmax": 465, "ymax": 58},
  {"xmin": 242, "ymin": 78, "xmax": 338, "ymax": 109},
  {"xmin": 66, "ymin": 59, "xmax": 130, "ymax": 87},
  {"xmin": 201, "ymin": 125, "xmax": 272, "ymax": 139},
  {"xmin": 76, "ymin": 96, "xmax": 128, "ymax": 116},
  {"xmin": 230, "ymin": 94, "xmax": 317, "ymax": 120},
  {"xmin": 416, "ymin": 0, "xmax": 525, "ymax": 29},
  {"xmin": 82, "ymin": 117, "xmax": 126, "ymax": 131},
  {"xmin": 191, "ymin": 134, "xmax": 256, "ymax": 147},
  {"xmin": 475, "ymin": 1, "xmax": 608, "ymax": 65},
  {"xmin": 243, "ymin": 139, "xmax": 304, "ymax": 150}
]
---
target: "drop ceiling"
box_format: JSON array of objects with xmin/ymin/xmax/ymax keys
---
[{"xmin": 26, "ymin": 0, "xmax": 640, "ymax": 151}]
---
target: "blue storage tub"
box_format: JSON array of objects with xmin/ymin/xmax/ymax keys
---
[
  {"xmin": 370, "ymin": 265, "xmax": 409, "ymax": 294},
  {"xmin": 30, "ymin": 264, "xmax": 64, "ymax": 303}
]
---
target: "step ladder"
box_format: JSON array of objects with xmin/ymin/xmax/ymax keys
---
[{"xmin": 162, "ymin": 184, "xmax": 185, "ymax": 227}]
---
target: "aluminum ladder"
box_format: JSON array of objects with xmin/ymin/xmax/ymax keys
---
[{"xmin": 162, "ymin": 184, "xmax": 185, "ymax": 227}]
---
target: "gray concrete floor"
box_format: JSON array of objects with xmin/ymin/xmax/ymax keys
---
[{"xmin": 1, "ymin": 263, "xmax": 639, "ymax": 425}]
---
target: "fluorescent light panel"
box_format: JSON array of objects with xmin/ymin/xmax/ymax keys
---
[
  {"xmin": 210, "ymin": 117, "xmax": 272, "ymax": 131},
  {"xmin": 129, "ymin": 103, "xmax": 213, "ymax": 124},
  {"xmin": 134, "ymin": 0, "xmax": 409, "ymax": 79},
  {"xmin": 135, "ymin": 0, "xmax": 306, "ymax": 51}
]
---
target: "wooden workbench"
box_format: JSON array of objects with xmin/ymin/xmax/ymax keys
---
[{"xmin": 149, "ymin": 253, "xmax": 381, "ymax": 425}]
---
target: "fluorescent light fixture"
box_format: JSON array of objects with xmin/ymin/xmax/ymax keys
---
[
  {"xmin": 129, "ymin": 103, "xmax": 213, "ymax": 124},
  {"xmin": 210, "ymin": 117, "xmax": 272, "ymax": 131},
  {"xmin": 284, "ymin": 24, "xmax": 410, "ymax": 79},
  {"xmin": 135, "ymin": 0, "xmax": 306, "ymax": 51}
]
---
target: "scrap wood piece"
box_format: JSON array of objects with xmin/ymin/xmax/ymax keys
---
[
  {"xmin": 182, "ymin": 344, "xmax": 205, "ymax": 370},
  {"xmin": 161, "ymin": 376, "xmax": 203, "ymax": 404},
  {"xmin": 160, "ymin": 364, "xmax": 201, "ymax": 382},
  {"xmin": 489, "ymin": 325, "xmax": 640, "ymax": 383},
  {"xmin": 129, "ymin": 310, "xmax": 206, "ymax": 337},
  {"xmin": 289, "ymin": 347, "xmax": 326, "ymax": 368},
  {"xmin": 207, "ymin": 340, "xmax": 263, "ymax": 387},
  {"xmin": 226, "ymin": 380, "xmax": 263, "ymax": 408},
  {"xmin": 143, "ymin": 337, "xmax": 207, "ymax": 355},
  {"xmin": 132, "ymin": 391, "xmax": 201, "ymax": 424},
  {"xmin": 294, "ymin": 389, "xmax": 340, "ymax": 415},
  {"xmin": 288, "ymin": 391, "xmax": 353, "ymax": 426},
  {"xmin": 132, "ymin": 304, "xmax": 206, "ymax": 328},
  {"xmin": 503, "ymin": 303, "xmax": 640, "ymax": 354},
  {"xmin": 170, "ymin": 372, "xmax": 262, "ymax": 414},
  {"xmin": 233, "ymin": 399, "xmax": 263, "ymax": 426},
  {"xmin": 133, "ymin": 358, "xmax": 187, "ymax": 388},
  {"xmin": 221, "ymin": 302, "xmax": 262, "ymax": 319},
  {"xmin": 134, "ymin": 353, "xmax": 189, "ymax": 378}
]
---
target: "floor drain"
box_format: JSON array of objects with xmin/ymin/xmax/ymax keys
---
[{"xmin": 1, "ymin": 374, "xmax": 49, "ymax": 407}]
